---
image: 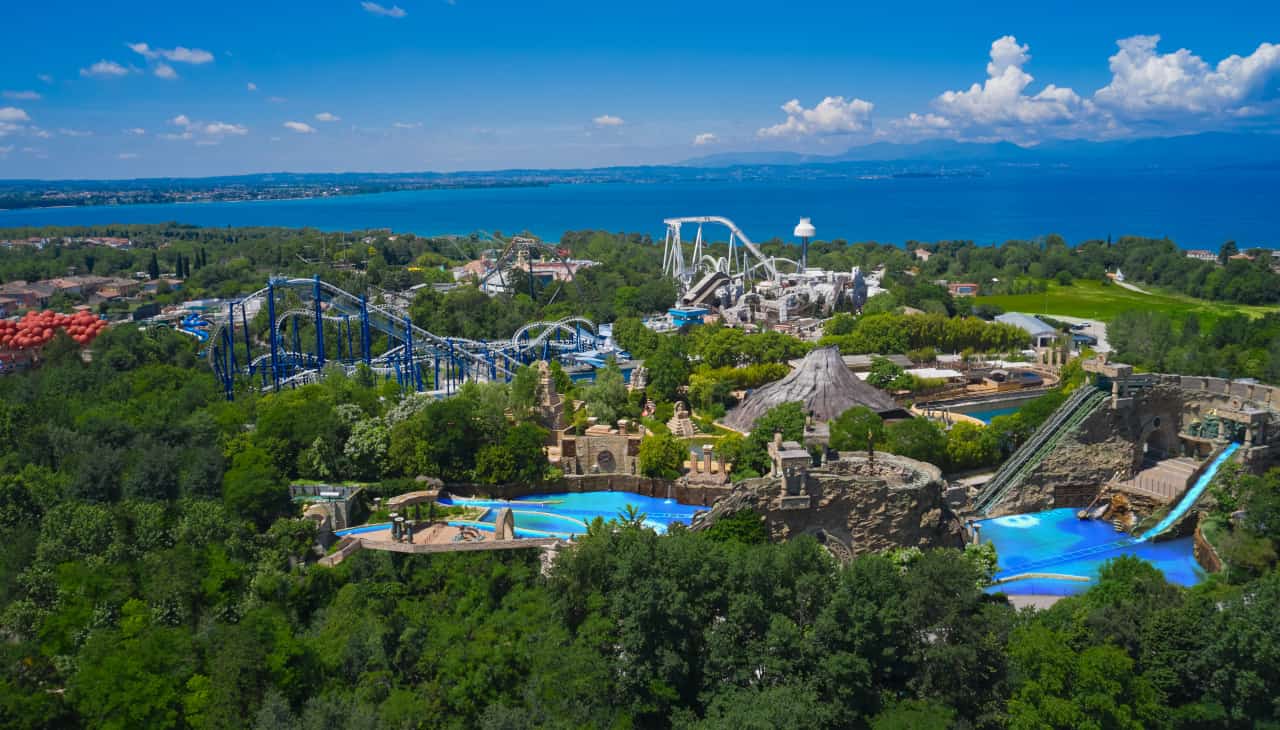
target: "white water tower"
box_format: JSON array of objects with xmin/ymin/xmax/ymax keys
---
[{"xmin": 794, "ymin": 217, "xmax": 815, "ymax": 272}]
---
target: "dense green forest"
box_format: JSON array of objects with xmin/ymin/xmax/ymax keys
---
[
  {"xmin": 1109, "ymin": 310, "xmax": 1280, "ymax": 385},
  {"xmin": 906, "ymin": 236, "xmax": 1280, "ymax": 305},
  {"xmin": 2, "ymin": 226, "xmax": 1280, "ymax": 727},
  {"xmin": 0, "ymin": 225, "xmax": 677, "ymax": 329},
  {"xmin": 1, "ymin": 324, "xmax": 1278, "ymax": 727}
]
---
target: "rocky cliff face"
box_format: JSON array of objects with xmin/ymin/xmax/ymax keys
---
[
  {"xmin": 692, "ymin": 452, "xmax": 963, "ymax": 557},
  {"xmin": 992, "ymin": 385, "xmax": 1188, "ymax": 515}
]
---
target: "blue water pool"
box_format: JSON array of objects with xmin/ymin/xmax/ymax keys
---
[
  {"xmin": 334, "ymin": 522, "xmax": 391, "ymax": 537},
  {"xmin": 439, "ymin": 491, "xmax": 703, "ymax": 536},
  {"xmin": 969, "ymin": 406, "xmax": 1020, "ymax": 423},
  {"xmin": 977, "ymin": 508, "xmax": 1206, "ymax": 596}
]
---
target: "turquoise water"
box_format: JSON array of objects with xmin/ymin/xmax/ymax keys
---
[
  {"xmin": 969, "ymin": 406, "xmax": 1019, "ymax": 423},
  {"xmin": 440, "ymin": 491, "xmax": 703, "ymax": 536},
  {"xmin": 978, "ymin": 509, "xmax": 1206, "ymax": 596},
  {"xmin": 4, "ymin": 168, "xmax": 1279, "ymax": 247}
]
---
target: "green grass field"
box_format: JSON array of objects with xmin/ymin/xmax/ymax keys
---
[{"xmin": 975, "ymin": 280, "xmax": 1278, "ymax": 325}]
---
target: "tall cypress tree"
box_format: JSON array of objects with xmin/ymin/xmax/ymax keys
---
[{"xmin": 147, "ymin": 252, "xmax": 160, "ymax": 280}]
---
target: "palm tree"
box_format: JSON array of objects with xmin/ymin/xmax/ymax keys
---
[{"xmin": 616, "ymin": 503, "xmax": 648, "ymax": 529}]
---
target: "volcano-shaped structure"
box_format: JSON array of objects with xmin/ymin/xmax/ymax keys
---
[{"xmin": 722, "ymin": 346, "xmax": 903, "ymax": 433}]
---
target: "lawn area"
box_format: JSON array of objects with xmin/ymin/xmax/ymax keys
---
[{"xmin": 976, "ymin": 280, "xmax": 1278, "ymax": 325}]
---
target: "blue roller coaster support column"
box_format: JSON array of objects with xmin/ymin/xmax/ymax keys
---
[
  {"xmin": 313, "ymin": 275, "xmax": 325, "ymax": 366},
  {"xmin": 447, "ymin": 340, "xmax": 456, "ymax": 395},
  {"xmin": 345, "ymin": 315, "xmax": 354, "ymax": 363},
  {"xmin": 267, "ymin": 281, "xmax": 280, "ymax": 390},
  {"xmin": 221, "ymin": 324, "xmax": 235, "ymax": 399},
  {"xmin": 227, "ymin": 302, "xmax": 238, "ymax": 376},
  {"xmin": 360, "ymin": 295, "xmax": 371, "ymax": 366},
  {"xmin": 404, "ymin": 315, "xmax": 422, "ymax": 391},
  {"xmin": 434, "ymin": 356, "xmax": 440, "ymax": 392},
  {"xmin": 240, "ymin": 302, "xmax": 250, "ymax": 371}
]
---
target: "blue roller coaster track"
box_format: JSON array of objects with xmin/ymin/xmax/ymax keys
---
[{"xmin": 204, "ymin": 276, "xmax": 605, "ymax": 399}]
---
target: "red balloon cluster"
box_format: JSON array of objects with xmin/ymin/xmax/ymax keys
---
[{"xmin": 0, "ymin": 310, "xmax": 107, "ymax": 350}]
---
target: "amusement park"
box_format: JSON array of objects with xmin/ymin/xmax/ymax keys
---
[
  {"xmin": 7, "ymin": 4, "xmax": 1280, "ymax": 723},
  {"xmin": 3, "ymin": 218, "xmax": 1280, "ymax": 728}
]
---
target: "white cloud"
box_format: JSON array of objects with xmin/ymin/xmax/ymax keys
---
[
  {"xmin": 267, "ymin": 96, "xmax": 287, "ymax": 104},
  {"xmin": 118, "ymin": 152, "xmax": 138, "ymax": 159},
  {"xmin": 58, "ymin": 129, "xmax": 93, "ymax": 137},
  {"xmin": 1094, "ymin": 35, "xmax": 1280, "ymax": 119},
  {"xmin": 165, "ymin": 115, "xmax": 246, "ymax": 142},
  {"xmin": 932, "ymin": 36, "xmax": 1087, "ymax": 131},
  {"xmin": 247, "ymin": 82, "xmax": 257, "ymax": 92},
  {"xmin": 693, "ymin": 132, "xmax": 718, "ymax": 146},
  {"xmin": 0, "ymin": 109, "xmax": 36, "ymax": 139},
  {"xmin": 0, "ymin": 107, "xmax": 31, "ymax": 123},
  {"xmin": 881, "ymin": 34, "xmax": 1280, "ymax": 144},
  {"xmin": 154, "ymin": 63, "xmax": 179, "ymax": 80},
  {"xmin": 37, "ymin": 74, "xmax": 53, "ymax": 84},
  {"xmin": 3, "ymin": 91, "xmax": 41, "ymax": 101},
  {"xmin": 0, "ymin": 145, "xmax": 12, "ymax": 157},
  {"xmin": 593, "ymin": 114, "xmax": 625, "ymax": 127},
  {"xmin": 757, "ymin": 96, "xmax": 874, "ymax": 137},
  {"xmin": 392, "ymin": 121, "xmax": 422, "ymax": 129},
  {"xmin": 284, "ymin": 121, "xmax": 317, "ymax": 133},
  {"xmin": 30, "ymin": 128, "xmax": 51, "ymax": 139},
  {"xmin": 203, "ymin": 122, "xmax": 247, "ymax": 135},
  {"xmin": 897, "ymin": 112, "xmax": 953, "ymax": 130},
  {"xmin": 80, "ymin": 60, "xmax": 129, "ymax": 78},
  {"xmin": 163, "ymin": 46, "xmax": 215, "ymax": 64},
  {"xmin": 127, "ymin": 43, "xmax": 214, "ymax": 64},
  {"xmin": 362, "ymin": 2, "xmax": 407, "ymax": 18},
  {"xmin": 315, "ymin": 112, "xmax": 340, "ymax": 122},
  {"xmin": 125, "ymin": 127, "xmax": 147, "ymax": 135}
]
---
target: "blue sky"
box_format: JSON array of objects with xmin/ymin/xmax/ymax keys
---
[{"xmin": 1, "ymin": 0, "xmax": 1278, "ymax": 178}]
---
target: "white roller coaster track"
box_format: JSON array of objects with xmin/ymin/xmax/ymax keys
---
[{"xmin": 662, "ymin": 216, "xmax": 783, "ymax": 290}]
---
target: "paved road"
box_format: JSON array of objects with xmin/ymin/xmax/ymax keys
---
[
  {"xmin": 1114, "ymin": 279, "xmax": 1151, "ymax": 295},
  {"xmin": 1052, "ymin": 315, "xmax": 1110, "ymax": 353}
]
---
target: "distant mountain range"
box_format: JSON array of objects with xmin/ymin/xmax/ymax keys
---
[
  {"xmin": 5, "ymin": 132, "xmax": 1280, "ymax": 211},
  {"xmin": 681, "ymin": 132, "xmax": 1280, "ymax": 169}
]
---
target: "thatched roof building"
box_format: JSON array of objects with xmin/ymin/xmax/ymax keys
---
[{"xmin": 722, "ymin": 346, "xmax": 904, "ymax": 433}]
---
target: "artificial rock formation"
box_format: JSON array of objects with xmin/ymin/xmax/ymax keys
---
[
  {"xmin": 667, "ymin": 401, "xmax": 697, "ymax": 438},
  {"xmin": 987, "ymin": 376, "xmax": 1280, "ymax": 515},
  {"xmin": 535, "ymin": 361, "xmax": 565, "ymax": 436},
  {"xmin": 692, "ymin": 451, "xmax": 963, "ymax": 557}
]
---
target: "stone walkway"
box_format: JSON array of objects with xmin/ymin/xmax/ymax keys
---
[{"xmin": 318, "ymin": 522, "xmax": 565, "ymax": 566}]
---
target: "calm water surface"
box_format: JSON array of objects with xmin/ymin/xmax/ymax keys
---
[{"xmin": 4, "ymin": 168, "xmax": 1278, "ymax": 248}]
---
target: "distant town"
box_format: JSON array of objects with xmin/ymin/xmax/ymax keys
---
[{"xmin": 0, "ymin": 163, "xmax": 985, "ymax": 211}]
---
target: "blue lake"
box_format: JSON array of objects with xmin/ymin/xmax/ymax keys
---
[{"xmin": 4, "ymin": 167, "xmax": 1279, "ymax": 248}]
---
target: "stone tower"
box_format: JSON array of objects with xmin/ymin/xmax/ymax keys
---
[{"xmin": 536, "ymin": 361, "xmax": 565, "ymax": 433}]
